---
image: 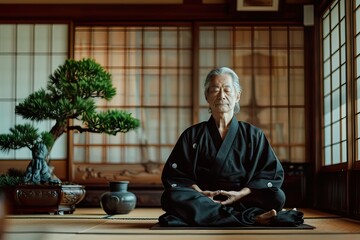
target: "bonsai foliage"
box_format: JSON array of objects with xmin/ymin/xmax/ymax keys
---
[{"xmin": 0, "ymin": 58, "xmax": 140, "ymax": 184}]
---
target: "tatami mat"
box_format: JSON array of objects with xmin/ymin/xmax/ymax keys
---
[{"xmin": 2, "ymin": 208, "xmax": 360, "ymax": 240}]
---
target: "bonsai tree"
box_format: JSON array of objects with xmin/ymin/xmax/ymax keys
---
[{"xmin": 0, "ymin": 58, "xmax": 140, "ymax": 185}]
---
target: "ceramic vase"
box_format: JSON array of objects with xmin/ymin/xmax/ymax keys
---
[{"xmin": 100, "ymin": 181, "xmax": 136, "ymax": 214}]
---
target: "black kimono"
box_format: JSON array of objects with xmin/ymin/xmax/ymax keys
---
[{"xmin": 159, "ymin": 116, "xmax": 303, "ymax": 227}]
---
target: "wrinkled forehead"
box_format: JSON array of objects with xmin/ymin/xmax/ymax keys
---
[{"xmin": 208, "ymin": 73, "xmax": 234, "ymax": 86}]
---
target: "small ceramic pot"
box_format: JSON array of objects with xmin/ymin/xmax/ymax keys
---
[{"xmin": 100, "ymin": 181, "xmax": 136, "ymax": 214}]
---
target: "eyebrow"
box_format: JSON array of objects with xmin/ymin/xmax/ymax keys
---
[{"xmin": 209, "ymin": 83, "xmax": 232, "ymax": 87}]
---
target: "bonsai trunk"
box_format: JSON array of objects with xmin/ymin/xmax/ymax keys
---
[
  {"xmin": 23, "ymin": 143, "xmax": 60, "ymax": 185},
  {"xmin": 23, "ymin": 121, "xmax": 67, "ymax": 185},
  {"xmin": 49, "ymin": 121, "xmax": 67, "ymax": 148}
]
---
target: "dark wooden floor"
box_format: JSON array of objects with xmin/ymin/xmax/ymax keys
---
[{"xmin": 1, "ymin": 208, "xmax": 360, "ymax": 240}]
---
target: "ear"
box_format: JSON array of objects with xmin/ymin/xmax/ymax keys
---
[{"xmin": 236, "ymin": 91, "xmax": 241, "ymax": 102}]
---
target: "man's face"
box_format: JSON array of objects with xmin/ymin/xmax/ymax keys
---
[{"xmin": 206, "ymin": 74, "xmax": 240, "ymax": 115}]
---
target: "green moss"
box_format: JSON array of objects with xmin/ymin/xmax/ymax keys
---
[{"xmin": 0, "ymin": 169, "xmax": 24, "ymax": 187}]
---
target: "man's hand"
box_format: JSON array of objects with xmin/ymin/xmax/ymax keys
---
[
  {"xmin": 202, "ymin": 190, "xmax": 222, "ymax": 199},
  {"xmin": 191, "ymin": 185, "xmax": 224, "ymax": 203},
  {"xmin": 216, "ymin": 187, "xmax": 252, "ymax": 205},
  {"xmin": 191, "ymin": 184, "xmax": 251, "ymax": 205}
]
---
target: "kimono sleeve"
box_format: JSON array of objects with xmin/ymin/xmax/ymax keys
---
[
  {"xmin": 245, "ymin": 129, "xmax": 284, "ymax": 190},
  {"xmin": 161, "ymin": 130, "xmax": 197, "ymax": 189}
]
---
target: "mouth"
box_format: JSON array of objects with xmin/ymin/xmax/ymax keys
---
[
  {"xmin": 215, "ymin": 102, "xmax": 227, "ymax": 106},
  {"xmin": 214, "ymin": 104, "xmax": 229, "ymax": 109}
]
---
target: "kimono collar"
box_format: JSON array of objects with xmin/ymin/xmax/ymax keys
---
[
  {"xmin": 207, "ymin": 115, "xmax": 239, "ymax": 176},
  {"xmin": 207, "ymin": 115, "xmax": 238, "ymax": 149}
]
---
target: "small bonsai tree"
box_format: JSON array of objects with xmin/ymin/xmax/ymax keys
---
[{"xmin": 0, "ymin": 58, "xmax": 140, "ymax": 185}]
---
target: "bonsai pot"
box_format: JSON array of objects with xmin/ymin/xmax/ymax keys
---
[{"xmin": 4, "ymin": 183, "xmax": 86, "ymax": 215}]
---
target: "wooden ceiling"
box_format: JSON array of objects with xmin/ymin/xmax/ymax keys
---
[
  {"xmin": 0, "ymin": 0, "xmax": 315, "ymax": 22},
  {"xmin": 0, "ymin": 0, "xmax": 313, "ymax": 4}
]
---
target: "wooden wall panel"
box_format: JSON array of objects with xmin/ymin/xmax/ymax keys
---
[
  {"xmin": 0, "ymin": 160, "xmax": 68, "ymax": 181},
  {"xmin": 316, "ymin": 171, "xmax": 347, "ymax": 215},
  {"xmin": 72, "ymin": 163, "xmax": 163, "ymax": 186},
  {"xmin": 350, "ymin": 170, "xmax": 360, "ymax": 220}
]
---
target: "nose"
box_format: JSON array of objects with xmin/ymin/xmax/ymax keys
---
[{"xmin": 218, "ymin": 88, "xmax": 226, "ymax": 99}]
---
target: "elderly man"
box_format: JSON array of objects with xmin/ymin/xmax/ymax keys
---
[{"xmin": 159, "ymin": 67, "xmax": 303, "ymax": 227}]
